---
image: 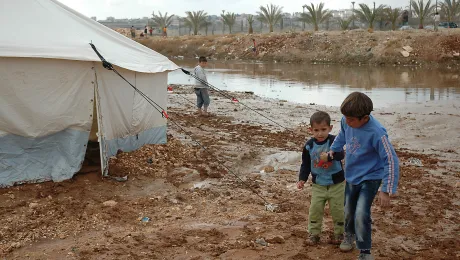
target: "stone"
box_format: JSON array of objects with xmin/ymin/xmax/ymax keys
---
[
  {"xmin": 11, "ymin": 242, "xmax": 21, "ymax": 249},
  {"xmin": 29, "ymin": 202, "xmax": 39, "ymax": 209},
  {"xmin": 185, "ymin": 205, "xmax": 193, "ymax": 210},
  {"xmin": 403, "ymin": 46, "xmax": 413, "ymax": 53},
  {"xmin": 255, "ymin": 238, "xmax": 268, "ymax": 246},
  {"xmin": 266, "ymin": 235, "xmax": 285, "ymax": 244},
  {"xmin": 400, "ymin": 50, "xmax": 410, "ymax": 57},
  {"xmin": 102, "ymin": 200, "xmax": 118, "ymax": 207},
  {"xmin": 263, "ymin": 166, "xmax": 275, "ymax": 173}
]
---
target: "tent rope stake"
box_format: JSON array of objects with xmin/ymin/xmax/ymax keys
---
[{"xmin": 89, "ymin": 43, "xmax": 278, "ymax": 212}]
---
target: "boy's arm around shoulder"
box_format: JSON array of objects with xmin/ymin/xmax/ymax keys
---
[
  {"xmin": 327, "ymin": 135, "xmax": 345, "ymax": 161},
  {"xmin": 373, "ymin": 132, "xmax": 400, "ymax": 194},
  {"xmin": 330, "ymin": 117, "xmax": 346, "ymax": 153}
]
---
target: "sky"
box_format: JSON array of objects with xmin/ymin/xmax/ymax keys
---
[{"xmin": 56, "ymin": 0, "xmax": 409, "ymax": 19}]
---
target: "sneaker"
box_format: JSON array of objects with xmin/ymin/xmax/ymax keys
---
[
  {"xmin": 306, "ymin": 234, "xmax": 320, "ymax": 245},
  {"xmin": 330, "ymin": 234, "xmax": 343, "ymax": 245},
  {"xmin": 339, "ymin": 233, "xmax": 355, "ymax": 252},
  {"xmin": 358, "ymin": 253, "xmax": 374, "ymax": 260}
]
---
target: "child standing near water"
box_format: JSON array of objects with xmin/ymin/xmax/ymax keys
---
[
  {"xmin": 329, "ymin": 92, "xmax": 400, "ymax": 260},
  {"xmin": 194, "ymin": 56, "xmax": 210, "ymax": 116},
  {"xmin": 297, "ymin": 111, "xmax": 345, "ymax": 245}
]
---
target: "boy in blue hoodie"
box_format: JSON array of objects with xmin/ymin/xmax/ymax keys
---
[
  {"xmin": 297, "ymin": 111, "xmax": 345, "ymax": 245},
  {"xmin": 329, "ymin": 92, "xmax": 400, "ymax": 260}
]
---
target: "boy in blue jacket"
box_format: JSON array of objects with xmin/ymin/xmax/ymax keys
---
[
  {"xmin": 297, "ymin": 111, "xmax": 345, "ymax": 245},
  {"xmin": 329, "ymin": 92, "xmax": 400, "ymax": 260}
]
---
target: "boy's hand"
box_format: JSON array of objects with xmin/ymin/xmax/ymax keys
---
[
  {"xmin": 327, "ymin": 151, "xmax": 334, "ymax": 160},
  {"xmin": 320, "ymin": 152, "xmax": 329, "ymax": 162},
  {"xmin": 378, "ymin": 191, "xmax": 391, "ymax": 207},
  {"xmin": 297, "ymin": 181, "xmax": 306, "ymax": 190}
]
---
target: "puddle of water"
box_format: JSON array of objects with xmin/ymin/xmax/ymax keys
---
[{"xmin": 168, "ymin": 60, "xmax": 460, "ymax": 108}]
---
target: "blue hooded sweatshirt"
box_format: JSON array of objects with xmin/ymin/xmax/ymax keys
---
[{"xmin": 330, "ymin": 116, "xmax": 400, "ymax": 194}]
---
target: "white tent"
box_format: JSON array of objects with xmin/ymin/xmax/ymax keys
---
[{"xmin": 0, "ymin": 0, "xmax": 179, "ymax": 187}]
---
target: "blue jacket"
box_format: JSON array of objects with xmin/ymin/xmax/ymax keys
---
[
  {"xmin": 330, "ymin": 116, "xmax": 400, "ymax": 194},
  {"xmin": 299, "ymin": 135, "xmax": 345, "ymax": 186}
]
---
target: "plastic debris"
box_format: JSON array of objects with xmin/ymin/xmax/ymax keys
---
[
  {"xmin": 141, "ymin": 217, "xmax": 150, "ymax": 222},
  {"xmin": 407, "ymin": 157, "xmax": 423, "ymax": 167}
]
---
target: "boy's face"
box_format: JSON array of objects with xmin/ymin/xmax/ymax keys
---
[
  {"xmin": 345, "ymin": 115, "xmax": 369, "ymax": 128},
  {"xmin": 199, "ymin": 61, "xmax": 207, "ymax": 68},
  {"xmin": 309, "ymin": 121, "xmax": 333, "ymax": 142}
]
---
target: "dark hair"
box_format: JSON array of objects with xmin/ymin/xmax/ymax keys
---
[
  {"xmin": 199, "ymin": 56, "xmax": 207, "ymax": 63},
  {"xmin": 340, "ymin": 92, "xmax": 373, "ymax": 118},
  {"xmin": 310, "ymin": 111, "xmax": 331, "ymax": 126}
]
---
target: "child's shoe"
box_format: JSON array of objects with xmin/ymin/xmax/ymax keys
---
[
  {"xmin": 358, "ymin": 253, "xmax": 374, "ymax": 260},
  {"xmin": 339, "ymin": 233, "xmax": 355, "ymax": 252},
  {"xmin": 306, "ymin": 234, "xmax": 320, "ymax": 245}
]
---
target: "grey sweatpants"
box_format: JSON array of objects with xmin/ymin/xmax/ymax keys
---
[{"xmin": 194, "ymin": 88, "xmax": 210, "ymax": 109}]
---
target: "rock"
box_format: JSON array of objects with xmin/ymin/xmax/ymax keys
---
[
  {"xmin": 403, "ymin": 46, "xmax": 413, "ymax": 53},
  {"xmin": 10, "ymin": 242, "xmax": 21, "ymax": 249},
  {"xmin": 255, "ymin": 238, "xmax": 268, "ymax": 246},
  {"xmin": 266, "ymin": 235, "xmax": 285, "ymax": 244},
  {"xmin": 185, "ymin": 205, "xmax": 193, "ymax": 210},
  {"xmin": 29, "ymin": 202, "xmax": 39, "ymax": 209},
  {"xmin": 400, "ymin": 50, "xmax": 410, "ymax": 57},
  {"xmin": 263, "ymin": 166, "xmax": 275, "ymax": 173},
  {"xmin": 102, "ymin": 200, "xmax": 118, "ymax": 207}
]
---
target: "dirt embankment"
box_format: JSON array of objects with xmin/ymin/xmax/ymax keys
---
[{"xmin": 137, "ymin": 30, "xmax": 460, "ymax": 68}]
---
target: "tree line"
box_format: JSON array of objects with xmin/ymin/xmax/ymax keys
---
[{"xmin": 150, "ymin": 0, "xmax": 460, "ymax": 35}]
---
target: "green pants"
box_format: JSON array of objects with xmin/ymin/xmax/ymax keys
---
[{"xmin": 308, "ymin": 182, "xmax": 345, "ymax": 235}]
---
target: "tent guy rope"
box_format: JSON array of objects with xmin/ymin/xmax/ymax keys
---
[{"xmin": 89, "ymin": 43, "xmax": 279, "ymax": 212}]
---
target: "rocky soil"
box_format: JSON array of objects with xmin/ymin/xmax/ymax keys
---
[
  {"xmin": 1, "ymin": 86, "xmax": 459, "ymax": 259},
  {"xmin": 137, "ymin": 30, "xmax": 460, "ymax": 69}
]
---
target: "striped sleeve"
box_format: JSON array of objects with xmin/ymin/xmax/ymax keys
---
[{"xmin": 375, "ymin": 134, "xmax": 400, "ymax": 194}]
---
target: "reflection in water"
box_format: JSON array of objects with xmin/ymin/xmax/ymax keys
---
[{"xmin": 168, "ymin": 60, "xmax": 460, "ymax": 108}]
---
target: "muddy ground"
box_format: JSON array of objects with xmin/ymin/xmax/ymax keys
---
[
  {"xmin": 136, "ymin": 30, "xmax": 460, "ymax": 69},
  {"xmin": 1, "ymin": 86, "xmax": 459, "ymax": 259}
]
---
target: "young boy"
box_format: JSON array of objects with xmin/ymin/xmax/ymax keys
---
[
  {"xmin": 298, "ymin": 111, "xmax": 345, "ymax": 245},
  {"xmin": 193, "ymin": 56, "xmax": 210, "ymax": 116},
  {"xmin": 329, "ymin": 92, "xmax": 400, "ymax": 260}
]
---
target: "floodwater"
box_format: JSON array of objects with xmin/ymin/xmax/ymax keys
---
[{"xmin": 168, "ymin": 60, "xmax": 460, "ymax": 108}]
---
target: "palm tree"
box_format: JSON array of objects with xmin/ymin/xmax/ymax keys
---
[
  {"xmin": 222, "ymin": 12, "xmax": 237, "ymax": 33},
  {"xmin": 353, "ymin": 2, "xmax": 386, "ymax": 30},
  {"xmin": 202, "ymin": 17, "xmax": 213, "ymax": 36},
  {"xmin": 440, "ymin": 0, "xmax": 460, "ymax": 25},
  {"xmin": 337, "ymin": 17, "xmax": 353, "ymax": 30},
  {"xmin": 182, "ymin": 17, "xmax": 193, "ymax": 35},
  {"xmin": 221, "ymin": 10, "xmax": 226, "ymax": 34},
  {"xmin": 185, "ymin": 10, "xmax": 208, "ymax": 35},
  {"xmin": 257, "ymin": 4, "xmax": 284, "ymax": 32},
  {"xmin": 247, "ymin": 15, "xmax": 255, "ymax": 34},
  {"xmin": 257, "ymin": 16, "xmax": 265, "ymax": 32},
  {"xmin": 411, "ymin": 0, "xmax": 435, "ymax": 29},
  {"xmin": 298, "ymin": 3, "xmax": 332, "ymax": 31},
  {"xmin": 151, "ymin": 11, "xmax": 174, "ymax": 28},
  {"xmin": 385, "ymin": 7, "xmax": 402, "ymax": 30}
]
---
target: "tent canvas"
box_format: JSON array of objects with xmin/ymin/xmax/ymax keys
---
[{"xmin": 0, "ymin": 0, "xmax": 179, "ymax": 187}]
